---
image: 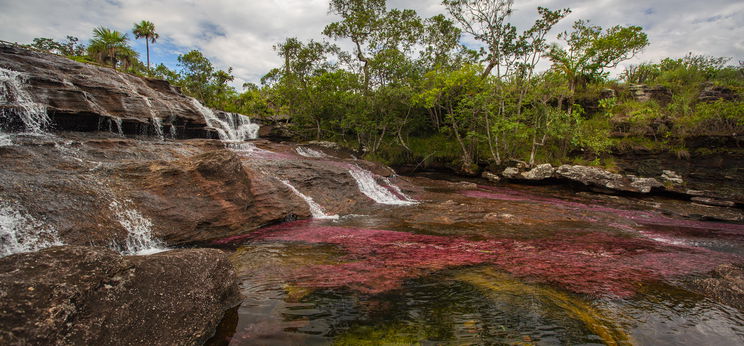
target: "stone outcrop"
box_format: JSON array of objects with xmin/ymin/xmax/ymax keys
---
[
  {"xmin": 0, "ymin": 135, "xmax": 311, "ymax": 247},
  {"xmin": 521, "ymin": 164, "xmax": 556, "ymax": 181},
  {"xmin": 628, "ymin": 84, "xmax": 673, "ymax": 104},
  {"xmin": 555, "ymin": 165, "xmax": 663, "ymax": 193},
  {"xmin": 613, "ymin": 136, "xmax": 744, "ymax": 204},
  {"xmin": 699, "ymin": 82, "xmax": 738, "ymax": 102},
  {"xmin": 0, "ymin": 133, "xmax": 410, "ymax": 248},
  {"xmin": 0, "ymin": 42, "xmax": 239, "ymax": 138},
  {"xmin": 492, "ymin": 163, "xmax": 667, "ymax": 194},
  {"xmin": 481, "ymin": 171, "xmax": 501, "ymax": 183},
  {"xmin": 660, "ymin": 170, "xmax": 684, "ymax": 185},
  {"xmin": 0, "ymin": 246, "xmax": 241, "ymax": 345}
]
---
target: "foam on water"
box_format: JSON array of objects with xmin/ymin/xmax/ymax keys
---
[
  {"xmin": 0, "ymin": 202, "xmax": 63, "ymax": 257},
  {"xmin": 109, "ymin": 201, "xmax": 167, "ymax": 255},
  {"xmin": 348, "ymin": 165, "xmax": 417, "ymax": 205},
  {"xmin": 280, "ymin": 180, "xmax": 339, "ymax": 220}
]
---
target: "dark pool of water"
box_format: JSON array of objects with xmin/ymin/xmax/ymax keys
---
[{"xmin": 209, "ymin": 178, "xmax": 744, "ymax": 345}]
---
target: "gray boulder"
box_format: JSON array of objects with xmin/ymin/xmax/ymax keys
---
[
  {"xmin": 501, "ymin": 167, "xmax": 521, "ymax": 179},
  {"xmin": 555, "ymin": 165, "xmax": 662, "ymax": 193},
  {"xmin": 521, "ymin": 164, "xmax": 555, "ymax": 181}
]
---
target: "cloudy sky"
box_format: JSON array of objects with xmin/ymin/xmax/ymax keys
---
[{"xmin": 1, "ymin": 0, "xmax": 742, "ymax": 87}]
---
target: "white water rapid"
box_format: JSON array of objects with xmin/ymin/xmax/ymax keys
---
[
  {"xmin": 296, "ymin": 147, "xmax": 327, "ymax": 158},
  {"xmin": 190, "ymin": 98, "xmax": 260, "ymax": 143},
  {"xmin": 0, "ymin": 202, "xmax": 63, "ymax": 258},
  {"xmin": 109, "ymin": 200, "xmax": 168, "ymax": 255},
  {"xmin": 348, "ymin": 166, "xmax": 417, "ymax": 205},
  {"xmin": 0, "ymin": 67, "xmax": 51, "ymax": 135},
  {"xmin": 280, "ymin": 180, "xmax": 339, "ymax": 220}
]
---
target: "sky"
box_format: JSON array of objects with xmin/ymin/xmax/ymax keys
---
[{"xmin": 1, "ymin": 0, "xmax": 742, "ymax": 88}]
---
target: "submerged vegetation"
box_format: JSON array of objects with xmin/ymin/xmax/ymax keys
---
[{"xmin": 21, "ymin": 0, "xmax": 744, "ymax": 172}]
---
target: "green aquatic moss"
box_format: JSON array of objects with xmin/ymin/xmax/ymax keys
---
[{"xmin": 456, "ymin": 268, "xmax": 633, "ymax": 346}]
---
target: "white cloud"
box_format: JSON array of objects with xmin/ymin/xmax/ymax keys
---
[{"xmin": 0, "ymin": 0, "xmax": 742, "ymax": 86}]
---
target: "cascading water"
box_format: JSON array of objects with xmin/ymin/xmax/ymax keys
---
[
  {"xmin": 280, "ymin": 180, "xmax": 339, "ymax": 220},
  {"xmin": 112, "ymin": 117, "xmax": 124, "ymax": 135},
  {"xmin": 296, "ymin": 146, "xmax": 326, "ymax": 158},
  {"xmin": 152, "ymin": 117, "xmax": 165, "ymax": 141},
  {"xmin": 0, "ymin": 132, "xmax": 11, "ymax": 146},
  {"xmin": 109, "ymin": 200, "xmax": 167, "ymax": 255},
  {"xmin": 0, "ymin": 202, "xmax": 62, "ymax": 257},
  {"xmin": 348, "ymin": 165, "xmax": 417, "ymax": 205},
  {"xmin": 189, "ymin": 98, "xmax": 260, "ymax": 145},
  {"xmin": 0, "ymin": 67, "xmax": 51, "ymax": 135}
]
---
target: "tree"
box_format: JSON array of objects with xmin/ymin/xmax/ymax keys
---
[
  {"xmin": 132, "ymin": 20, "xmax": 160, "ymax": 72},
  {"xmin": 547, "ymin": 20, "xmax": 649, "ymax": 113},
  {"xmin": 323, "ymin": 0, "xmax": 423, "ymax": 92},
  {"xmin": 270, "ymin": 38, "xmax": 337, "ymax": 139},
  {"xmin": 87, "ymin": 27, "xmax": 137, "ymax": 70},
  {"xmin": 29, "ymin": 36, "xmax": 86, "ymax": 56},
  {"xmin": 415, "ymin": 64, "xmax": 488, "ymax": 172},
  {"xmin": 442, "ymin": 0, "xmax": 517, "ymax": 78},
  {"xmin": 177, "ymin": 50, "xmax": 237, "ymax": 108},
  {"xmin": 323, "ymin": 0, "xmax": 387, "ymax": 91}
]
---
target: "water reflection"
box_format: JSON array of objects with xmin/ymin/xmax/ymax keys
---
[{"xmin": 210, "ymin": 178, "xmax": 744, "ymax": 345}]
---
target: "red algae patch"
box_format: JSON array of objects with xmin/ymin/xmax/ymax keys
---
[{"xmin": 228, "ymin": 223, "xmax": 741, "ymax": 298}]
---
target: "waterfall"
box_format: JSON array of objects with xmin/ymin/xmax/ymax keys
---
[
  {"xmin": 189, "ymin": 98, "xmax": 260, "ymax": 143},
  {"xmin": 109, "ymin": 200, "xmax": 167, "ymax": 255},
  {"xmin": 280, "ymin": 180, "xmax": 339, "ymax": 220},
  {"xmin": 296, "ymin": 147, "xmax": 326, "ymax": 158},
  {"xmin": 112, "ymin": 117, "xmax": 124, "ymax": 135},
  {"xmin": 0, "ymin": 132, "xmax": 11, "ymax": 146},
  {"xmin": 348, "ymin": 166, "xmax": 417, "ymax": 205},
  {"xmin": 0, "ymin": 202, "xmax": 62, "ymax": 258},
  {"xmin": 0, "ymin": 67, "xmax": 51, "ymax": 134},
  {"xmin": 152, "ymin": 117, "xmax": 164, "ymax": 141}
]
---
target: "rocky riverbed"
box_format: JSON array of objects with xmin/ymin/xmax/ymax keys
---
[{"xmin": 1, "ymin": 44, "xmax": 743, "ymax": 345}]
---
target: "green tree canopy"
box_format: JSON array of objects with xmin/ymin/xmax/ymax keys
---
[{"xmin": 87, "ymin": 27, "xmax": 137, "ymax": 70}]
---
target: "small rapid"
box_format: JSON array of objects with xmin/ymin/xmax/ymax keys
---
[
  {"xmin": 296, "ymin": 146, "xmax": 326, "ymax": 158},
  {"xmin": 189, "ymin": 98, "xmax": 260, "ymax": 144},
  {"xmin": 348, "ymin": 165, "xmax": 417, "ymax": 205},
  {"xmin": 0, "ymin": 201, "xmax": 62, "ymax": 258},
  {"xmin": 0, "ymin": 67, "xmax": 51, "ymax": 140},
  {"xmin": 109, "ymin": 200, "xmax": 168, "ymax": 255},
  {"xmin": 280, "ymin": 180, "xmax": 339, "ymax": 220}
]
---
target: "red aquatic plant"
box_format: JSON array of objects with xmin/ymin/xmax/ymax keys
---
[{"xmin": 226, "ymin": 222, "xmax": 740, "ymax": 297}]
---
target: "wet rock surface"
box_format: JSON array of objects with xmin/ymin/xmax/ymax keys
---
[
  {"xmin": 0, "ymin": 133, "xmax": 409, "ymax": 248},
  {"xmin": 690, "ymin": 264, "xmax": 744, "ymax": 310},
  {"xmin": 0, "ymin": 246, "xmax": 240, "ymax": 345},
  {"xmin": 0, "ymin": 43, "xmax": 217, "ymax": 137}
]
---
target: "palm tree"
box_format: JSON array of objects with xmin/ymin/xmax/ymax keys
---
[
  {"xmin": 87, "ymin": 27, "xmax": 135, "ymax": 70},
  {"xmin": 132, "ymin": 20, "xmax": 159, "ymax": 72}
]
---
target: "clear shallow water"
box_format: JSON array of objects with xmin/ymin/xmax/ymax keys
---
[{"xmin": 209, "ymin": 179, "xmax": 744, "ymax": 345}]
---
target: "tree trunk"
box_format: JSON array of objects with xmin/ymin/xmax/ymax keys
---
[
  {"xmin": 315, "ymin": 119, "xmax": 321, "ymax": 140},
  {"xmin": 567, "ymin": 77, "xmax": 576, "ymax": 115},
  {"xmin": 481, "ymin": 61, "xmax": 496, "ymax": 79},
  {"xmin": 146, "ymin": 39, "xmax": 150, "ymax": 72}
]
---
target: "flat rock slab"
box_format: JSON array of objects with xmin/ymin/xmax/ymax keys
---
[{"xmin": 0, "ymin": 246, "xmax": 241, "ymax": 345}]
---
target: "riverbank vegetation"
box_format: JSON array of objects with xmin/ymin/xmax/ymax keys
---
[{"xmin": 21, "ymin": 0, "xmax": 744, "ymax": 173}]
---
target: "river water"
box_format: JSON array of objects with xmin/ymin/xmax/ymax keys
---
[{"xmin": 209, "ymin": 174, "xmax": 744, "ymax": 345}]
